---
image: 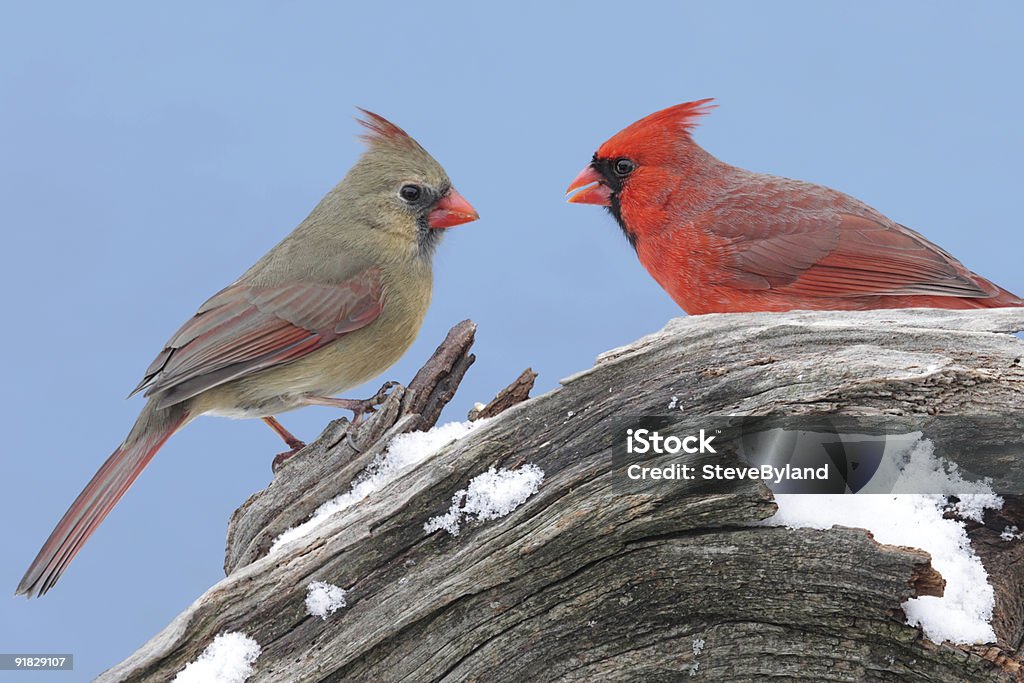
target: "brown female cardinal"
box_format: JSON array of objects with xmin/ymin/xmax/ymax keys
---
[
  {"xmin": 567, "ymin": 99, "xmax": 1022, "ymax": 313},
  {"xmin": 17, "ymin": 111, "xmax": 478, "ymax": 597}
]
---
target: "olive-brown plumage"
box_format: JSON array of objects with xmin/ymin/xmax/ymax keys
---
[{"xmin": 17, "ymin": 111, "xmax": 478, "ymax": 597}]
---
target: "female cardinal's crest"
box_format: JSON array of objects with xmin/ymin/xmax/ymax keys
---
[{"xmin": 356, "ymin": 108, "xmax": 417, "ymax": 148}]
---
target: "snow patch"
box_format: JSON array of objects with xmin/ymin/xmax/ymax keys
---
[
  {"xmin": 305, "ymin": 581, "xmax": 348, "ymax": 619},
  {"xmin": 425, "ymin": 464, "xmax": 544, "ymax": 536},
  {"xmin": 1000, "ymin": 525, "xmax": 1023, "ymax": 542},
  {"xmin": 173, "ymin": 632, "xmax": 261, "ymax": 683},
  {"xmin": 764, "ymin": 439, "xmax": 1001, "ymax": 645},
  {"xmin": 270, "ymin": 420, "xmax": 485, "ymax": 553}
]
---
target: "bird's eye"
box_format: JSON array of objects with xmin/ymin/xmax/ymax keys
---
[
  {"xmin": 613, "ymin": 158, "xmax": 636, "ymax": 177},
  {"xmin": 399, "ymin": 184, "xmax": 422, "ymax": 202}
]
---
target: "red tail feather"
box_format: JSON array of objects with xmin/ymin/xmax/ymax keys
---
[{"xmin": 16, "ymin": 402, "xmax": 189, "ymax": 597}]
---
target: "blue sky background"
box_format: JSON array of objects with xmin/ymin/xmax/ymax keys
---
[{"xmin": 2, "ymin": 2, "xmax": 1022, "ymax": 679}]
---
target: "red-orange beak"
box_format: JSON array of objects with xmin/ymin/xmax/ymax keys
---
[
  {"xmin": 428, "ymin": 188, "xmax": 479, "ymax": 229},
  {"xmin": 566, "ymin": 165, "xmax": 612, "ymax": 206}
]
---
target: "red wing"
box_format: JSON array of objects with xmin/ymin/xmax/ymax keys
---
[
  {"xmin": 132, "ymin": 268, "xmax": 384, "ymax": 407},
  {"xmin": 716, "ymin": 212, "xmax": 992, "ymax": 299}
]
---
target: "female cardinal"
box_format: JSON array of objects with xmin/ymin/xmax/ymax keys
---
[
  {"xmin": 17, "ymin": 111, "xmax": 478, "ymax": 597},
  {"xmin": 567, "ymin": 99, "xmax": 1021, "ymax": 313}
]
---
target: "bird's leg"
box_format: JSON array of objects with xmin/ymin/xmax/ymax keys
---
[
  {"xmin": 301, "ymin": 381, "xmax": 399, "ymax": 425},
  {"xmin": 262, "ymin": 416, "xmax": 307, "ymax": 472},
  {"xmin": 262, "ymin": 416, "xmax": 306, "ymax": 449}
]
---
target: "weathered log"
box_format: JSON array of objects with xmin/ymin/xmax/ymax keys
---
[{"xmin": 98, "ymin": 308, "xmax": 1024, "ymax": 682}]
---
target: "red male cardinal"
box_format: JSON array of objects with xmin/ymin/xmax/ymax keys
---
[
  {"xmin": 567, "ymin": 100, "xmax": 1022, "ymax": 313},
  {"xmin": 17, "ymin": 111, "xmax": 478, "ymax": 597}
]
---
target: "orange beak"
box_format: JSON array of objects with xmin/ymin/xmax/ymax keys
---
[
  {"xmin": 566, "ymin": 165, "xmax": 612, "ymax": 206},
  {"xmin": 427, "ymin": 188, "xmax": 479, "ymax": 229}
]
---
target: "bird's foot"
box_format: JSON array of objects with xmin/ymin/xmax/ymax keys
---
[
  {"xmin": 354, "ymin": 381, "xmax": 401, "ymax": 423},
  {"xmin": 262, "ymin": 416, "xmax": 307, "ymax": 473},
  {"xmin": 271, "ymin": 441, "xmax": 308, "ymax": 473},
  {"xmin": 301, "ymin": 381, "xmax": 400, "ymax": 425}
]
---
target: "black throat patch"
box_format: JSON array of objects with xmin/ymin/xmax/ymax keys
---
[{"xmin": 592, "ymin": 157, "xmax": 637, "ymax": 251}]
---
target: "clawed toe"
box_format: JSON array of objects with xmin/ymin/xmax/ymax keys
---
[
  {"xmin": 350, "ymin": 381, "xmax": 400, "ymax": 424},
  {"xmin": 272, "ymin": 442, "xmax": 307, "ymax": 473},
  {"xmin": 369, "ymin": 380, "xmax": 399, "ymax": 404}
]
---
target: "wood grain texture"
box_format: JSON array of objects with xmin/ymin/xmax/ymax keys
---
[{"xmin": 98, "ymin": 309, "xmax": 1024, "ymax": 682}]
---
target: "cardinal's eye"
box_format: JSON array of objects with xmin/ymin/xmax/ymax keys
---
[
  {"xmin": 613, "ymin": 158, "xmax": 636, "ymax": 177},
  {"xmin": 399, "ymin": 184, "xmax": 422, "ymax": 203}
]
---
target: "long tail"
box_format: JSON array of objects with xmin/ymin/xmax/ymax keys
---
[{"xmin": 16, "ymin": 401, "xmax": 190, "ymax": 597}]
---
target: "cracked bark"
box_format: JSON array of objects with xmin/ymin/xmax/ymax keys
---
[{"xmin": 98, "ymin": 309, "xmax": 1024, "ymax": 682}]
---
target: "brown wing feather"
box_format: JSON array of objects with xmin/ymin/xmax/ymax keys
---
[{"xmin": 131, "ymin": 268, "xmax": 384, "ymax": 407}]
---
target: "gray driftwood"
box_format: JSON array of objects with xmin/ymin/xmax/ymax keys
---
[{"xmin": 98, "ymin": 308, "xmax": 1024, "ymax": 682}]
